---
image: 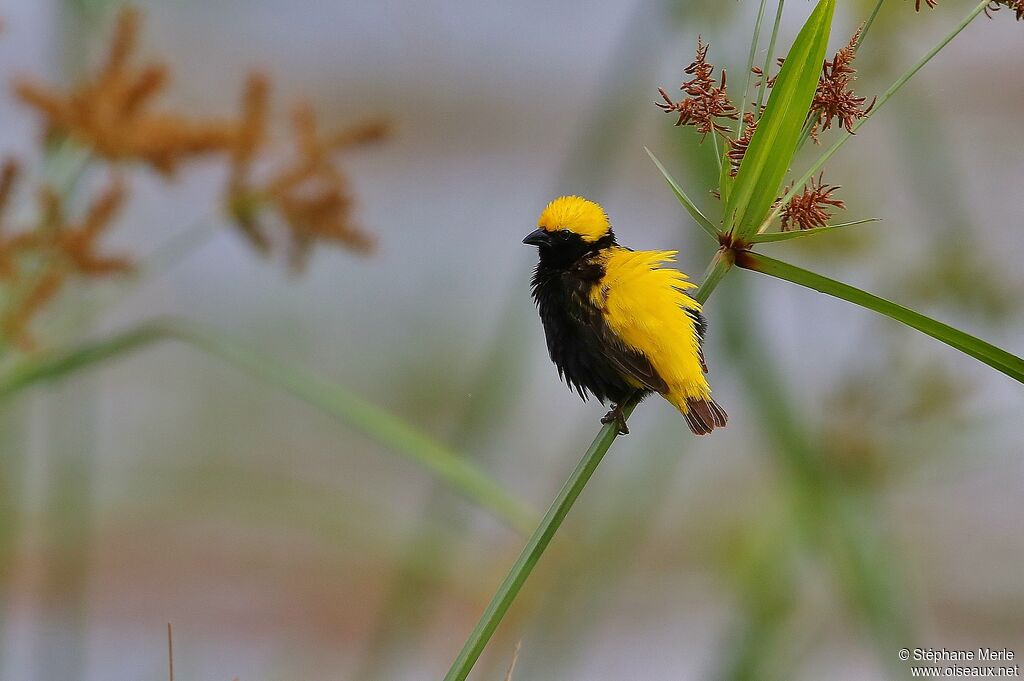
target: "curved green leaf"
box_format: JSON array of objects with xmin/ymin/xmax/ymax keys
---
[
  {"xmin": 0, "ymin": 320, "xmax": 538, "ymax": 533},
  {"xmin": 748, "ymin": 218, "xmax": 879, "ymax": 244},
  {"xmin": 735, "ymin": 251, "xmax": 1024, "ymax": 383},
  {"xmin": 644, "ymin": 147, "xmax": 720, "ymax": 240}
]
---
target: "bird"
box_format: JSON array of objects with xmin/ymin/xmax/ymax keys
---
[{"xmin": 523, "ymin": 195, "xmax": 726, "ymax": 435}]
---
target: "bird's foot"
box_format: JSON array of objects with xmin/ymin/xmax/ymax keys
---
[{"xmin": 601, "ymin": 403, "xmax": 630, "ymax": 435}]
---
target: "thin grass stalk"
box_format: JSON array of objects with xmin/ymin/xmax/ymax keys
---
[
  {"xmin": 440, "ymin": 404, "xmax": 635, "ymax": 681},
  {"xmin": 755, "ymin": 0, "xmax": 786, "ymax": 113},
  {"xmin": 738, "ymin": 0, "xmax": 771, "ymax": 138},
  {"xmin": 856, "ymin": 0, "xmax": 888, "ymax": 52},
  {"xmin": 710, "ymin": 124, "xmax": 724, "ymax": 177},
  {"xmin": 748, "ymin": 218, "xmax": 878, "ymax": 243},
  {"xmin": 645, "ymin": 148, "xmax": 720, "ymax": 240},
  {"xmin": 513, "ymin": 423, "xmax": 683, "ymax": 680},
  {"xmin": 763, "ymin": 0, "xmax": 990, "ymax": 229},
  {"xmin": 0, "ymin": 320, "xmax": 537, "ymax": 533}
]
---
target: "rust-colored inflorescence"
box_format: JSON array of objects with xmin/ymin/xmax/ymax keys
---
[
  {"xmin": 656, "ymin": 37, "xmax": 738, "ymax": 139},
  {"xmin": 14, "ymin": 7, "xmax": 237, "ymax": 175},
  {"xmin": 914, "ymin": 0, "xmax": 939, "ymax": 10},
  {"xmin": 0, "ymin": 168, "xmax": 133, "ymax": 349},
  {"xmin": 727, "ymin": 111, "xmax": 758, "ymax": 177},
  {"xmin": 225, "ymin": 77, "xmax": 388, "ymax": 271},
  {"xmin": 751, "ymin": 58, "xmax": 784, "ymax": 90},
  {"xmin": 809, "ymin": 30, "xmax": 875, "ymax": 140},
  {"xmin": 750, "ymin": 31, "xmax": 875, "ymax": 142},
  {"xmin": 986, "ymin": 0, "xmax": 1024, "ymax": 19},
  {"xmin": 0, "ymin": 159, "xmax": 24, "ymax": 280},
  {"xmin": 780, "ymin": 174, "xmax": 846, "ymax": 231}
]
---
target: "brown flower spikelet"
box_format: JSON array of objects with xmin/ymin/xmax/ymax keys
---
[
  {"xmin": 751, "ymin": 58, "xmax": 785, "ymax": 90},
  {"xmin": 656, "ymin": 37, "xmax": 738, "ymax": 139},
  {"xmin": 0, "ymin": 177, "xmax": 133, "ymax": 348},
  {"xmin": 986, "ymin": 0, "xmax": 1024, "ymax": 19},
  {"xmin": 0, "ymin": 159, "xmax": 23, "ymax": 279},
  {"xmin": 752, "ymin": 32, "xmax": 875, "ymax": 142},
  {"xmin": 780, "ymin": 174, "xmax": 846, "ymax": 231},
  {"xmin": 14, "ymin": 6, "xmax": 237, "ymax": 175},
  {"xmin": 224, "ymin": 80, "xmax": 388, "ymax": 271},
  {"xmin": 809, "ymin": 30, "xmax": 875, "ymax": 140},
  {"xmin": 727, "ymin": 111, "xmax": 758, "ymax": 176}
]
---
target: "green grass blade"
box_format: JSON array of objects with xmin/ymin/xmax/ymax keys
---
[
  {"xmin": 737, "ymin": 0, "xmax": 771, "ymax": 138},
  {"xmin": 726, "ymin": 0, "xmax": 834, "ymax": 238},
  {"xmin": 857, "ymin": 0, "xmax": 887, "ymax": 53},
  {"xmin": 756, "ymin": 0, "xmax": 787, "ymax": 113},
  {"xmin": 645, "ymin": 147, "xmax": 720, "ymax": 240},
  {"xmin": 747, "ymin": 218, "xmax": 879, "ymax": 243},
  {"xmin": 735, "ymin": 251, "xmax": 1024, "ymax": 383},
  {"xmin": 717, "ymin": 136, "xmax": 735, "ymax": 206},
  {"xmin": 0, "ymin": 320, "xmax": 537, "ymax": 533},
  {"xmin": 441, "ymin": 401, "xmax": 636, "ymax": 681}
]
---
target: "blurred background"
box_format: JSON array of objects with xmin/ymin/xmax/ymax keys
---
[{"xmin": 0, "ymin": 1, "xmax": 1022, "ymax": 679}]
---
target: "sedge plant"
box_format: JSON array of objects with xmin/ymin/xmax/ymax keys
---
[{"xmin": 441, "ymin": 1, "xmax": 1023, "ymax": 678}]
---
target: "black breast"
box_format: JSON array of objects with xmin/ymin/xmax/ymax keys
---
[{"xmin": 530, "ymin": 260, "xmax": 638, "ymax": 405}]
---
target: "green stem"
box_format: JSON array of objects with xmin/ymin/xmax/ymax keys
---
[
  {"xmin": 694, "ymin": 248, "xmax": 735, "ymax": 304},
  {"xmin": 0, "ymin": 320, "xmax": 537, "ymax": 533},
  {"xmin": 710, "ymin": 127, "xmax": 724, "ymax": 177},
  {"xmin": 441, "ymin": 401, "xmax": 636, "ymax": 681},
  {"xmin": 762, "ymin": 0, "xmax": 989, "ymax": 229},
  {"xmin": 738, "ymin": 0, "xmax": 771, "ymax": 137},
  {"xmin": 735, "ymin": 250, "xmax": 1024, "ymax": 383},
  {"xmin": 856, "ymin": 0, "xmax": 887, "ymax": 52},
  {"xmin": 755, "ymin": 0, "xmax": 786, "ymax": 113}
]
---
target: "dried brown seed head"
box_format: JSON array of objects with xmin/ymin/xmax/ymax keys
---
[
  {"xmin": 986, "ymin": 0, "xmax": 1024, "ymax": 19},
  {"xmin": 780, "ymin": 174, "xmax": 846, "ymax": 231},
  {"xmin": 809, "ymin": 30, "xmax": 876, "ymax": 140},
  {"xmin": 0, "ymin": 178, "xmax": 134, "ymax": 349},
  {"xmin": 656, "ymin": 37, "xmax": 738, "ymax": 139},
  {"xmin": 14, "ymin": 6, "xmax": 239, "ymax": 175},
  {"xmin": 727, "ymin": 111, "xmax": 758, "ymax": 177},
  {"xmin": 223, "ymin": 92, "xmax": 387, "ymax": 269}
]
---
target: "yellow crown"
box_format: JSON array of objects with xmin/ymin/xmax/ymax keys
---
[{"xmin": 537, "ymin": 196, "xmax": 610, "ymax": 243}]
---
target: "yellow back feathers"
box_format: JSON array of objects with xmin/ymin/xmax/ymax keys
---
[
  {"xmin": 537, "ymin": 196, "xmax": 610, "ymax": 243},
  {"xmin": 589, "ymin": 248, "xmax": 708, "ymax": 400}
]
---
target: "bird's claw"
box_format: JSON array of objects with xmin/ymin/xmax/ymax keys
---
[{"xmin": 601, "ymin": 405, "xmax": 629, "ymax": 435}]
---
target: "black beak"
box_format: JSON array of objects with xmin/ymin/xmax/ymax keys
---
[{"xmin": 522, "ymin": 229, "xmax": 550, "ymax": 246}]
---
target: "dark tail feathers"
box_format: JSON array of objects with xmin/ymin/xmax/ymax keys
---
[{"xmin": 684, "ymin": 397, "xmax": 728, "ymax": 435}]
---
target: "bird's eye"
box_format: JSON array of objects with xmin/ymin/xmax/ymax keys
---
[{"xmin": 558, "ymin": 229, "xmax": 572, "ymax": 238}]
